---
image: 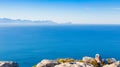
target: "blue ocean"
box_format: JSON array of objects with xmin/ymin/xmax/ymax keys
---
[{"xmin": 0, "ymin": 25, "xmax": 120, "ymax": 67}]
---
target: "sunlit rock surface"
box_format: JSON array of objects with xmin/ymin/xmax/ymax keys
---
[
  {"xmin": 35, "ymin": 54, "xmax": 120, "ymax": 67},
  {"xmin": 103, "ymin": 61, "xmax": 120, "ymax": 67},
  {"xmin": 55, "ymin": 62, "xmax": 94, "ymax": 67},
  {"xmin": 36, "ymin": 59, "xmax": 59, "ymax": 67}
]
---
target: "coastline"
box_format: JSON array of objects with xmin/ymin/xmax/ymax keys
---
[
  {"xmin": 1, "ymin": 54, "xmax": 119, "ymax": 67},
  {"xmin": 34, "ymin": 54, "xmax": 119, "ymax": 67}
]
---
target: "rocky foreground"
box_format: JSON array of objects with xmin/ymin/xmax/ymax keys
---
[
  {"xmin": 0, "ymin": 54, "xmax": 120, "ymax": 67},
  {"xmin": 34, "ymin": 54, "xmax": 120, "ymax": 67}
]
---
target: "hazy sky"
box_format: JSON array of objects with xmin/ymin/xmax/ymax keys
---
[{"xmin": 0, "ymin": 0, "xmax": 120, "ymax": 24}]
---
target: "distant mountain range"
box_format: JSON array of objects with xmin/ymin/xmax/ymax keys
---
[
  {"xmin": 0, "ymin": 18, "xmax": 58, "ymax": 24},
  {"xmin": 0, "ymin": 18, "xmax": 72, "ymax": 25}
]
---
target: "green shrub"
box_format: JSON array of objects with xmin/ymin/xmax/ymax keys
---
[
  {"xmin": 32, "ymin": 65, "xmax": 36, "ymax": 67},
  {"xmin": 57, "ymin": 58, "xmax": 74, "ymax": 63}
]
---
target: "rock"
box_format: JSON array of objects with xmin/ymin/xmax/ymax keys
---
[
  {"xmin": 35, "ymin": 54, "xmax": 120, "ymax": 67},
  {"xmin": 75, "ymin": 62, "xmax": 94, "ymax": 67},
  {"xmin": 82, "ymin": 56, "xmax": 94, "ymax": 62},
  {"xmin": 36, "ymin": 59, "xmax": 59, "ymax": 67},
  {"xmin": 103, "ymin": 61, "xmax": 120, "ymax": 67},
  {"xmin": 82, "ymin": 54, "xmax": 102, "ymax": 63},
  {"xmin": 55, "ymin": 62, "xmax": 94, "ymax": 67},
  {"xmin": 95, "ymin": 54, "xmax": 102, "ymax": 63},
  {"xmin": 55, "ymin": 63, "xmax": 71, "ymax": 67},
  {"xmin": 105, "ymin": 58, "xmax": 117, "ymax": 64},
  {"xmin": 0, "ymin": 61, "xmax": 18, "ymax": 67}
]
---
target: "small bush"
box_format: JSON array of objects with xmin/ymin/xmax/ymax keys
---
[
  {"xmin": 57, "ymin": 58, "xmax": 74, "ymax": 63},
  {"xmin": 32, "ymin": 65, "xmax": 36, "ymax": 67}
]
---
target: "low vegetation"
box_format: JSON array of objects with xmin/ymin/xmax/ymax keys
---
[
  {"xmin": 57, "ymin": 58, "xmax": 74, "ymax": 63},
  {"xmin": 32, "ymin": 65, "xmax": 36, "ymax": 67},
  {"xmin": 33, "ymin": 58, "xmax": 116, "ymax": 67}
]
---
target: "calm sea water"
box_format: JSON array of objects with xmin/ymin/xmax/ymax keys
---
[{"xmin": 0, "ymin": 25, "xmax": 120, "ymax": 67}]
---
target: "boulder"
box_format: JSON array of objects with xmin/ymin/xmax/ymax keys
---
[
  {"xmin": 103, "ymin": 61, "xmax": 120, "ymax": 67},
  {"xmin": 0, "ymin": 61, "xmax": 18, "ymax": 67},
  {"xmin": 36, "ymin": 59, "xmax": 59, "ymax": 67},
  {"xmin": 105, "ymin": 58, "xmax": 117, "ymax": 64},
  {"xmin": 82, "ymin": 56, "xmax": 94, "ymax": 62},
  {"xmin": 75, "ymin": 62, "xmax": 94, "ymax": 67},
  {"xmin": 55, "ymin": 62, "xmax": 94, "ymax": 67}
]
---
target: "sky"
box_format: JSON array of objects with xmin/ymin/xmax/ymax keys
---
[{"xmin": 0, "ymin": 0, "xmax": 120, "ymax": 24}]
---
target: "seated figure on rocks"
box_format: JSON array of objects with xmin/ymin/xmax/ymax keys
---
[
  {"xmin": 95, "ymin": 54, "xmax": 103, "ymax": 67},
  {"xmin": 95, "ymin": 54, "xmax": 102, "ymax": 63}
]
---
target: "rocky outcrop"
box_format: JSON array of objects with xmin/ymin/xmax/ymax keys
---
[
  {"xmin": 82, "ymin": 56, "xmax": 94, "ymax": 62},
  {"xmin": 36, "ymin": 59, "xmax": 94, "ymax": 67},
  {"xmin": 82, "ymin": 54, "xmax": 102, "ymax": 63},
  {"xmin": 105, "ymin": 58, "xmax": 117, "ymax": 64},
  {"xmin": 103, "ymin": 61, "xmax": 120, "ymax": 67},
  {"xmin": 36, "ymin": 59, "xmax": 59, "ymax": 67},
  {"xmin": 35, "ymin": 54, "xmax": 120, "ymax": 67},
  {"xmin": 55, "ymin": 62, "xmax": 94, "ymax": 67},
  {"xmin": 0, "ymin": 61, "xmax": 18, "ymax": 67}
]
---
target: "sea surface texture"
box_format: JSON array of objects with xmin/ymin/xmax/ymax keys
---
[{"xmin": 0, "ymin": 25, "xmax": 120, "ymax": 67}]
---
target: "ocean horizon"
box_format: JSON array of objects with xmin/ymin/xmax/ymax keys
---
[{"xmin": 0, "ymin": 25, "xmax": 120, "ymax": 67}]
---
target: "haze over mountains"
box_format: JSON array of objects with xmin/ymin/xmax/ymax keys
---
[
  {"xmin": 0, "ymin": 18, "xmax": 72, "ymax": 26},
  {"xmin": 0, "ymin": 18, "xmax": 56, "ymax": 24}
]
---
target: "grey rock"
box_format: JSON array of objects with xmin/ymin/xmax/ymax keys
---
[
  {"xmin": 0, "ymin": 61, "xmax": 18, "ymax": 67},
  {"xmin": 55, "ymin": 62, "xmax": 94, "ymax": 67},
  {"xmin": 36, "ymin": 59, "xmax": 59, "ymax": 67},
  {"xmin": 103, "ymin": 61, "xmax": 120, "ymax": 67},
  {"xmin": 82, "ymin": 56, "xmax": 94, "ymax": 62}
]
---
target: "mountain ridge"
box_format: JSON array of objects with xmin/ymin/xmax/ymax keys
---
[{"xmin": 0, "ymin": 18, "xmax": 58, "ymax": 24}]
